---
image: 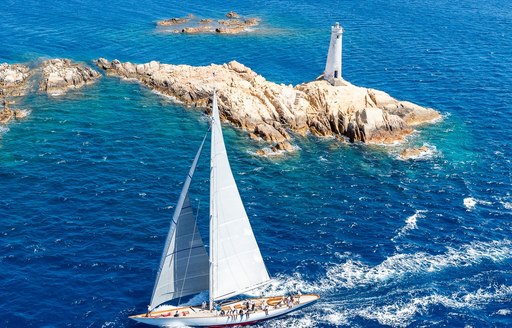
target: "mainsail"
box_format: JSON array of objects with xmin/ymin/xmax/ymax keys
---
[
  {"xmin": 209, "ymin": 91, "xmax": 271, "ymax": 303},
  {"xmin": 150, "ymin": 134, "xmax": 210, "ymax": 309}
]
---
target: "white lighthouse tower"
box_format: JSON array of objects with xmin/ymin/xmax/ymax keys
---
[{"xmin": 324, "ymin": 22, "xmax": 344, "ymax": 86}]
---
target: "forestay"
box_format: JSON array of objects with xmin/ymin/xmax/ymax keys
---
[
  {"xmin": 150, "ymin": 134, "xmax": 209, "ymax": 309},
  {"xmin": 209, "ymin": 91, "xmax": 270, "ymax": 302}
]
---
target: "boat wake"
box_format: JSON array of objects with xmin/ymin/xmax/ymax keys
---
[
  {"xmin": 324, "ymin": 284, "xmax": 512, "ymax": 327},
  {"xmin": 248, "ymin": 282, "xmax": 512, "ymax": 327},
  {"xmin": 255, "ymin": 239, "xmax": 512, "ymax": 295}
]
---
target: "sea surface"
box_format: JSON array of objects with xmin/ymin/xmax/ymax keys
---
[{"xmin": 1, "ymin": 0, "xmax": 511, "ymax": 327}]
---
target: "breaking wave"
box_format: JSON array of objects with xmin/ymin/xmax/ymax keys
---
[{"xmin": 391, "ymin": 210, "xmax": 426, "ymax": 241}]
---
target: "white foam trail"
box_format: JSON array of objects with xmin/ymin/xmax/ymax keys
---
[
  {"xmin": 352, "ymin": 284, "xmax": 512, "ymax": 327},
  {"xmin": 392, "ymin": 210, "xmax": 426, "ymax": 241},
  {"xmin": 323, "ymin": 240, "xmax": 512, "ymax": 290},
  {"xmin": 281, "ymin": 284, "xmax": 512, "ymax": 328},
  {"xmin": 258, "ymin": 240, "xmax": 512, "ymax": 295},
  {"xmin": 265, "ymin": 314, "xmax": 320, "ymax": 328}
]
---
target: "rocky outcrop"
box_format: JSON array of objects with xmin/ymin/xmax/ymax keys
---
[
  {"xmin": 226, "ymin": 11, "xmax": 240, "ymax": 19},
  {"xmin": 0, "ymin": 99, "xmax": 29, "ymax": 124},
  {"xmin": 157, "ymin": 14, "xmax": 194, "ymax": 26},
  {"xmin": 96, "ymin": 58, "xmax": 440, "ymax": 153},
  {"xmin": 215, "ymin": 18, "xmax": 260, "ymax": 34},
  {"xmin": 0, "ymin": 63, "xmax": 31, "ymax": 97},
  {"xmin": 157, "ymin": 12, "xmax": 260, "ymax": 34},
  {"xmin": 39, "ymin": 59, "xmax": 101, "ymax": 95}
]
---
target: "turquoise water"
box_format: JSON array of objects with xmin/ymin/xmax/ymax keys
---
[{"xmin": 1, "ymin": 0, "xmax": 511, "ymax": 327}]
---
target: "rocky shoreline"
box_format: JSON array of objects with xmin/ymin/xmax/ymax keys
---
[
  {"xmin": 96, "ymin": 58, "xmax": 440, "ymax": 153},
  {"xmin": 157, "ymin": 12, "xmax": 261, "ymax": 34}
]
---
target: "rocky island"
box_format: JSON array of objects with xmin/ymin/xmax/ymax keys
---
[
  {"xmin": 157, "ymin": 12, "xmax": 261, "ymax": 34},
  {"xmin": 96, "ymin": 58, "xmax": 440, "ymax": 154}
]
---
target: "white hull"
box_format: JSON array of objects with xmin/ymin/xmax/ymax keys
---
[{"xmin": 130, "ymin": 294, "xmax": 319, "ymax": 327}]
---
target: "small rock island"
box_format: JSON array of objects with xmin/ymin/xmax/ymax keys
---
[
  {"xmin": 157, "ymin": 12, "xmax": 261, "ymax": 34},
  {"xmin": 96, "ymin": 58, "xmax": 439, "ymax": 153}
]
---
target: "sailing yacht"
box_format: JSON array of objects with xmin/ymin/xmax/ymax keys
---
[{"xmin": 130, "ymin": 91, "xmax": 319, "ymax": 326}]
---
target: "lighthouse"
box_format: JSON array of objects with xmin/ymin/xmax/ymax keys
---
[{"xmin": 324, "ymin": 22, "xmax": 344, "ymax": 86}]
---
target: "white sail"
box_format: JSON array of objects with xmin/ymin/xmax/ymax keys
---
[
  {"xmin": 150, "ymin": 135, "xmax": 209, "ymax": 309},
  {"xmin": 209, "ymin": 91, "xmax": 270, "ymax": 303}
]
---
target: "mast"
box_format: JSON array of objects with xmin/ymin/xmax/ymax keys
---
[{"xmin": 209, "ymin": 90, "xmax": 217, "ymax": 311}]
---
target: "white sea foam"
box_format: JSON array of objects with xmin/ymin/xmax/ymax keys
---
[
  {"xmin": 496, "ymin": 309, "xmax": 511, "ymax": 315},
  {"xmin": 247, "ymin": 143, "xmax": 300, "ymax": 157},
  {"xmin": 464, "ymin": 197, "xmax": 476, "ymax": 210},
  {"xmin": 392, "ymin": 210, "xmax": 426, "ymax": 241},
  {"xmin": 502, "ymin": 201, "xmax": 512, "ymax": 210},
  {"xmin": 464, "ymin": 197, "xmax": 492, "ymax": 211}
]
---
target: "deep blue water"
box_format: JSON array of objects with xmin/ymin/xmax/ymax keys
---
[{"xmin": 1, "ymin": 0, "xmax": 511, "ymax": 327}]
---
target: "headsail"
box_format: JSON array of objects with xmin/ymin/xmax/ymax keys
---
[
  {"xmin": 150, "ymin": 134, "xmax": 210, "ymax": 309},
  {"xmin": 209, "ymin": 91, "xmax": 270, "ymax": 303}
]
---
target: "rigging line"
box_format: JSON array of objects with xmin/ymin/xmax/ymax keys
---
[{"xmin": 177, "ymin": 198, "xmax": 201, "ymax": 306}]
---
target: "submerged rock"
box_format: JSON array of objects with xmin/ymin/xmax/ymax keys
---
[
  {"xmin": 0, "ymin": 99, "xmax": 30, "ymax": 124},
  {"xmin": 39, "ymin": 59, "xmax": 101, "ymax": 95},
  {"xmin": 96, "ymin": 58, "xmax": 440, "ymax": 154},
  {"xmin": 14, "ymin": 109, "xmax": 30, "ymax": 119},
  {"xmin": 399, "ymin": 146, "xmax": 432, "ymax": 160},
  {"xmin": 0, "ymin": 107, "xmax": 14, "ymax": 124}
]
